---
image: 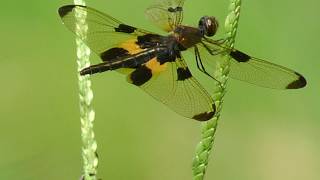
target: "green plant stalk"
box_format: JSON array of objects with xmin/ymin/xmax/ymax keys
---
[
  {"xmin": 192, "ymin": 0, "xmax": 242, "ymax": 179},
  {"xmin": 74, "ymin": 0, "xmax": 98, "ymax": 179}
]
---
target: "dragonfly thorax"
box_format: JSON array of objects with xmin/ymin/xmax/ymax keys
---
[{"xmin": 173, "ymin": 25, "xmax": 203, "ymax": 49}]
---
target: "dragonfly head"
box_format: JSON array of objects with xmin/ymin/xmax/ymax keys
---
[{"xmin": 198, "ymin": 16, "xmax": 219, "ymax": 37}]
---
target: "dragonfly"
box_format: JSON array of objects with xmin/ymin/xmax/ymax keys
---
[{"xmin": 58, "ymin": 0, "xmax": 306, "ymax": 121}]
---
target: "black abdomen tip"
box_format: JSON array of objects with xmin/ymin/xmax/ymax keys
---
[{"xmin": 80, "ymin": 67, "xmax": 91, "ymax": 76}]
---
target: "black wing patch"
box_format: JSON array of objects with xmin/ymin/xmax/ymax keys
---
[
  {"xmin": 129, "ymin": 65, "xmax": 153, "ymax": 86},
  {"xmin": 100, "ymin": 48, "xmax": 130, "ymax": 61},
  {"xmin": 195, "ymin": 39, "xmax": 307, "ymax": 89},
  {"xmin": 115, "ymin": 24, "xmax": 137, "ymax": 33},
  {"xmin": 177, "ymin": 67, "xmax": 192, "ymax": 80},
  {"xmin": 229, "ymin": 50, "xmax": 250, "ymax": 62},
  {"xmin": 286, "ymin": 72, "xmax": 307, "ymax": 89},
  {"xmin": 58, "ymin": 5, "xmax": 74, "ymax": 17}
]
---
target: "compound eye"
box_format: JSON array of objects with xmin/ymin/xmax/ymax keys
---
[{"xmin": 199, "ymin": 16, "xmax": 219, "ymax": 37}]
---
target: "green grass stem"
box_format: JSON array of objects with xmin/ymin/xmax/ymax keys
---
[
  {"xmin": 192, "ymin": 0, "xmax": 242, "ymax": 179},
  {"xmin": 73, "ymin": 0, "xmax": 98, "ymax": 179}
]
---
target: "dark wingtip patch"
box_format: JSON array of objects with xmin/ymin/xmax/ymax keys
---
[
  {"xmin": 177, "ymin": 67, "xmax": 192, "ymax": 81},
  {"xmin": 58, "ymin": 5, "xmax": 87, "ymax": 18},
  {"xmin": 129, "ymin": 66, "xmax": 152, "ymax": 86},
  {"xmin": 230, "ymin": 50, "xmax": 251, "ymax": 62},
  {"xmin": 192, "ymin": 104, "xmax": 216, "ymax": 121},
  {"xmin": 286, "ymin": 72, "xmax": 307, "ymax": 89},
  {"xmin": 58, "ymin": 5, "xmax": 75, "ymax": 17}
]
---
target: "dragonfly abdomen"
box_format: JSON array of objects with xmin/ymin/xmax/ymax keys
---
[{"xmin": 80, "ymin": 49, "xmax": 158, "ymax": 75}]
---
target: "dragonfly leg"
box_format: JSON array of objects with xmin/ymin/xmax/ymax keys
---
[{"xmin": 194, "ymin": 46, "xmax": 223, "ymax": 87}]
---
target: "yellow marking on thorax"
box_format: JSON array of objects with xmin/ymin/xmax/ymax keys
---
[
  {"xmin": 146, "ymin": 58, "xmax": 167, "ymax": 74},
  {"xmin": 119, "ymin": 39, "xmax": 143, "ymax": 54}
]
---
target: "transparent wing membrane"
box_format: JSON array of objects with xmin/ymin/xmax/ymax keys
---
[{"xmin": 145, "ymin": 0, "xmax": 185, "ymax": 32}]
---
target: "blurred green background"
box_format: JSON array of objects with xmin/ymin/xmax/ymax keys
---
[{"xmin": 0, "ymin": 0, "xmax": 319, "ymax": 179}]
